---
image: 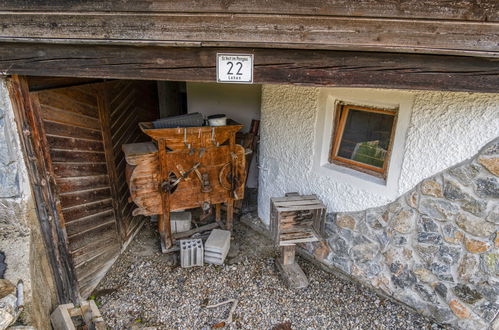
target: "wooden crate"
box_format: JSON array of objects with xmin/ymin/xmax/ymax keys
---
[{"xmin": 270, "ymin": 195, "xmax": 326, "ymax": 246}]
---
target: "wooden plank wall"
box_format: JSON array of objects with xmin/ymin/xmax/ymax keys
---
[
  {"xmin": 30, "ymin": 79, "xmax": 158, "ymax": 298},
  {"xmin": 33, "ymin": 84, "xmax": 121, "ymax": 298},
  {"xmin": 0, "ymin": 1, "xmax": 497, "ymax": 57},
  {"xmin": 1, "ymin": 0, "xmax": 496, "ymax": 21},
  {"xmin": 104, "ymin": 80, "xmax": 158, "ymax": 242}
]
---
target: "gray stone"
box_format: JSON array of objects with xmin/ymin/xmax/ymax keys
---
[
  {"xmin": 455, "ymin": 213, "xmax": 496, "ymax": 237},
  {"xmin": 391, "ymin": 234, "xmax": 407, "ymax": 247},
  {"xmin": 419, "ymin": 198, "xmax": 459, "ymax": 221},
  {"xmin": 444, "ymin": 180, "xmax": 468, "ymax": 201},
  {"xmin": 387, "ymin": 201, "xmax": 402, "ymax": 214},
  {"xmin": 427, "ymin": 305, "xmax": 454, "ymax": 323},
  {"xmin": 438, "ymin": 245, "xmax": 461, "ymax": 265},
  {"xmin": 416, "ymin": 216, "xmax": 439, "ymax": 233},
  {"xmin": 366, "ymin": 208, "xmax": 387, "ymax": 230},
  {"xmin": 442, "ymin": 223, "xmax": 464, "ymax": 245},
  {"xmin": 390, "ymin": 263, "xmax": 416, "ymax": 289},
  {"xmin": 358, "ymin": 261, "xmax": 382, "ymax": 279},
  {"xmin": 389, "ymin": 208, "xmax": 415, "ymax": 234},
  {"xmin": 457, "ymin": 319, "xmax": 487, "ymax": 330},
  {"xmin": 374, "ymin": 231, "xmax": 390, "ymax": 250},
  {"xmin": 434, "ymin": 282, "xmax": 447, "ymax": 300},
  {"xmin": 461, "ymin": 198, "xmax": 487, "ymax": 217},
  {"xmin": 474, "ymin": 177, "xmax": 499, "ymax": 199},
  {"xmin": 356, "ymin": 221, "xmax": 372, "ymax": 237},
  {"xmin": 420, "ymin": 179, "xmax": 443, "ymax": 197},
  {"xmin": 486, "ymin": 205, "xmax": 499, "ymax": 224},
  {"xmin": 351, "ymin": 240, "xmax": 379, "ymax": 263},
  {"xmin": 328, "ymin": 255, "xmax": 351, "ymax": 273},
  {"xmin": 327, "ymin": 235, "xmax": 349, "ymax": 258},
  {"xmin": 453, "ymin": 284, "xmax": 483, "ymax": 305},
  {"xmin": 429, "ymin": 262, "xmax": 453, "ymax": 281},
  {"xmin": 413, "ymin": 266, "xmax": 437, "ymax": 283},
  {"xmin": 335, "ymin": 214, "xmax": 357, "ymax": 231},
  {"xmin": 480, "ymin": 141, "xmax": 499, "ymax": 156},
  {"xmin": 398, "ymin": 294, "xmax": 426, "ymax": 314},
  {"xmin": 417, "ymin": 232, "xmax": 442, "ymax": 244},
  {"xmin": 449, "ymin": 163, "xmax": 480, "ymax": 186},
  {"xmin": 479, "ymin": 254, "xmax": 499, "ymax": 277},
  {"xmin": 475, "ymin": 281, "xmax": 499, "ymax": 303},
  {"xmin": 414, "ymin": 283, "xmax": 438, "ymax": 304},
  {"xmin": 406, "ymin": 190, "xmax": 419, "ymax": 209},
  {"xmin": 458, "ymin": 254, "xmax": 479, "ymax": 282},
  {"xmin": 415, "ymin": 244, "xmax": 439, "ymax": 264},
  {"xmin": 474, "ymin": 301, "xmax": 499, "ymax": 322}
]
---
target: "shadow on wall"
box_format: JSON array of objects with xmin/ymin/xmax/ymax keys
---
[{"xmin": 301, "ymin": 137, "xmax": 499, "ymax": 330}]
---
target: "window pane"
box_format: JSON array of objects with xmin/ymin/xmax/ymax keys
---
[{"xmin": 337, "ymin": 109, "xmax": 394, "ymax": 168}]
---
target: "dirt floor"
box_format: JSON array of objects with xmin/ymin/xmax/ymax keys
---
[{"xmin": 93, "ymin": 212, "xmax": 443, "ymax": 330}]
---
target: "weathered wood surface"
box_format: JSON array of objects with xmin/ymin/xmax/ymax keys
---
[
  {"xmin": 34, "ymin": 83, "xmax": 122, "ymax": 299},
  {"xmin": 100, "ymin": 80, "xmax": 159, "ymax": 242},
  {"xmin": 7, "ymin": 75, "xmax": 80, "ymax": 304},
  {"xmin": 270, "ymin": 195, "xmax": 326, "ymax": 246},
  {"xmin": 140, "ymin": 121, "xmax": 243, "ymax": 151},
  {"xmin": 276, "ymin": 258, "xmax": 309, "ymax": 289},
  {"xmin": 1, "ymin": 0, "xmax": 497, "ymax": 21},
  {"xmin": 26, "ymin": 76, "xmax": 104, "ymax": 92},
  {"xmin": 0, "ymin": 12, "xmax": 497, "ymax": 57},
  {"xmin": 124, "ymin": 143, "xmax": 246, "ymax": 215},
  {"xmin": 1, "ymin": 44, "xmax": 498, "ymax": 93}
]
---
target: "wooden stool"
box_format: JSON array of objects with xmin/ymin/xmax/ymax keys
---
[{"xmin": 270, "ymin": 193, "xmax": 326, "ymax": 289}]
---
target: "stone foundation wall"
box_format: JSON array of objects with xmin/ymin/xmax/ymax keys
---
[
  {"xmin": 302, "ymin": 138, "xmax": 499, "ymax": 329},
  {"xmin": 0, "ymin": 78, "xmax": 56, "ymax": 328}
]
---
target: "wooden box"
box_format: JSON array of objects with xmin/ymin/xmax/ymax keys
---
[{"xmin": 270, "ymin": 195, "xmax": 326, "ymax": 246}]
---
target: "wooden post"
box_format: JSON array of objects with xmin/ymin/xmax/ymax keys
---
[
  {"xmin": 157, "ymin": 139, "xmax": 173, "ymax": 250},
  {"xmin": 275, "ymin": 244, "xmax": 309, "ymax": 289},
  {"xmin": 226, "ymin": 199, "xmax": 234, "ymax": 231},
  {"xmin": 280, "ymin": 245, "xmax": 296, "ymax": 265},
  {"xmin": 215, "ymin": 203, "xmax": 221, "ymax": 222},
  {"xmin": 7, "ymin": 76, "xmax": 80, "ymax": 303}
]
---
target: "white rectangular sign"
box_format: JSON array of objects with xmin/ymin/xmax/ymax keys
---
[{"xmin": 216, "ymin": 53, "xmax": 253, "ymax": 83}]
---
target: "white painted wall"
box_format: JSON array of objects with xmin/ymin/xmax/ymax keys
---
[
  {"xmin": 258, "ymin": 85, "xmax": 499, "ymax": 223},
  {"xmin": 187, "ymin": 82, "xmax": 261, "ymax": 133}
]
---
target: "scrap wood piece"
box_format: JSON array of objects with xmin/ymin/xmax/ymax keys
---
[
  {"xmin": 206, "ymin": 299, "xmax": 238, "ymax": 327},
  {"xmin": 172, "ymin": 222, "xmax": 219, "ymax": 240}
]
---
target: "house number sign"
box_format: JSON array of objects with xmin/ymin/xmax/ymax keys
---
[{"xmin": 216, "ymin": 53, "xmax": 254, "ymax": 83}]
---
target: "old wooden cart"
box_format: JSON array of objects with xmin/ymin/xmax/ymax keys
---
[{"xmin": 123, "ymin": 121, "xmax": 246, "ymax": 249}]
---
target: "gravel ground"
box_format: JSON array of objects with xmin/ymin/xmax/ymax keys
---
[{"xmin": 94, "ymin": 216, "xmax": 445, "ymax": 329}]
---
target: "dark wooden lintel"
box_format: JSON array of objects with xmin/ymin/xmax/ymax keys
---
[
  {"xmin": 1, "ymin": 43, "xmax": 498, "ymax": 93},
  {"xmin": 1, "ymin": 0, "xmax": 497, "ymax": 22}
]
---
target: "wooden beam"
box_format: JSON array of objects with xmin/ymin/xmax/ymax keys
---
[
  {"xmin": 0, "ymin": 0, "xmax": 497, "ymax": 22},
  {"xmin": 6, "ymin": 75, "xmax": 80, "ymax": 304},
  {"xmin": 1, "ymin": 43, "xmax": 498, "ymax": 93},
  {"xmin": 0, "ymin": 12, "xmax": 497, "ymax": 57}
]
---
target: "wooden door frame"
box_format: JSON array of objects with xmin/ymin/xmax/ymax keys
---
[{"xmin": 6, "ymin": 75, "xmax": 80, "ymax": 304}]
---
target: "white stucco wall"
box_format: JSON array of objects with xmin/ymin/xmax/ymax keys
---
[
  {"xmin": 258, "ymin": 85, "xmax": 499, "ymax": 223},
  {"xmin": 187, "ymin": 82, "xmax": 261, "ymax": 133}
]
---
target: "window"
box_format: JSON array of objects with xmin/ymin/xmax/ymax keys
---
[{"xmin": 329, "ymin": 103, "xmax": 397, "ymax": 179}]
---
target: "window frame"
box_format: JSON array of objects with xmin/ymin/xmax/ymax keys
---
[{"xmin": 328, "ymin": 102, "xmax": 398, "ymax": 179}]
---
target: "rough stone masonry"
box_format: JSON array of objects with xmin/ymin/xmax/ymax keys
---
[{"xmin": 302, "ymin": 137, "xmax": 499, "ymax": 330}]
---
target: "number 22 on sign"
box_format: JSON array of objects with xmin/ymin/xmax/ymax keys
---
[{"xmin": 216, "ymin": 54, "xmax": 254, "ymax": 83}]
